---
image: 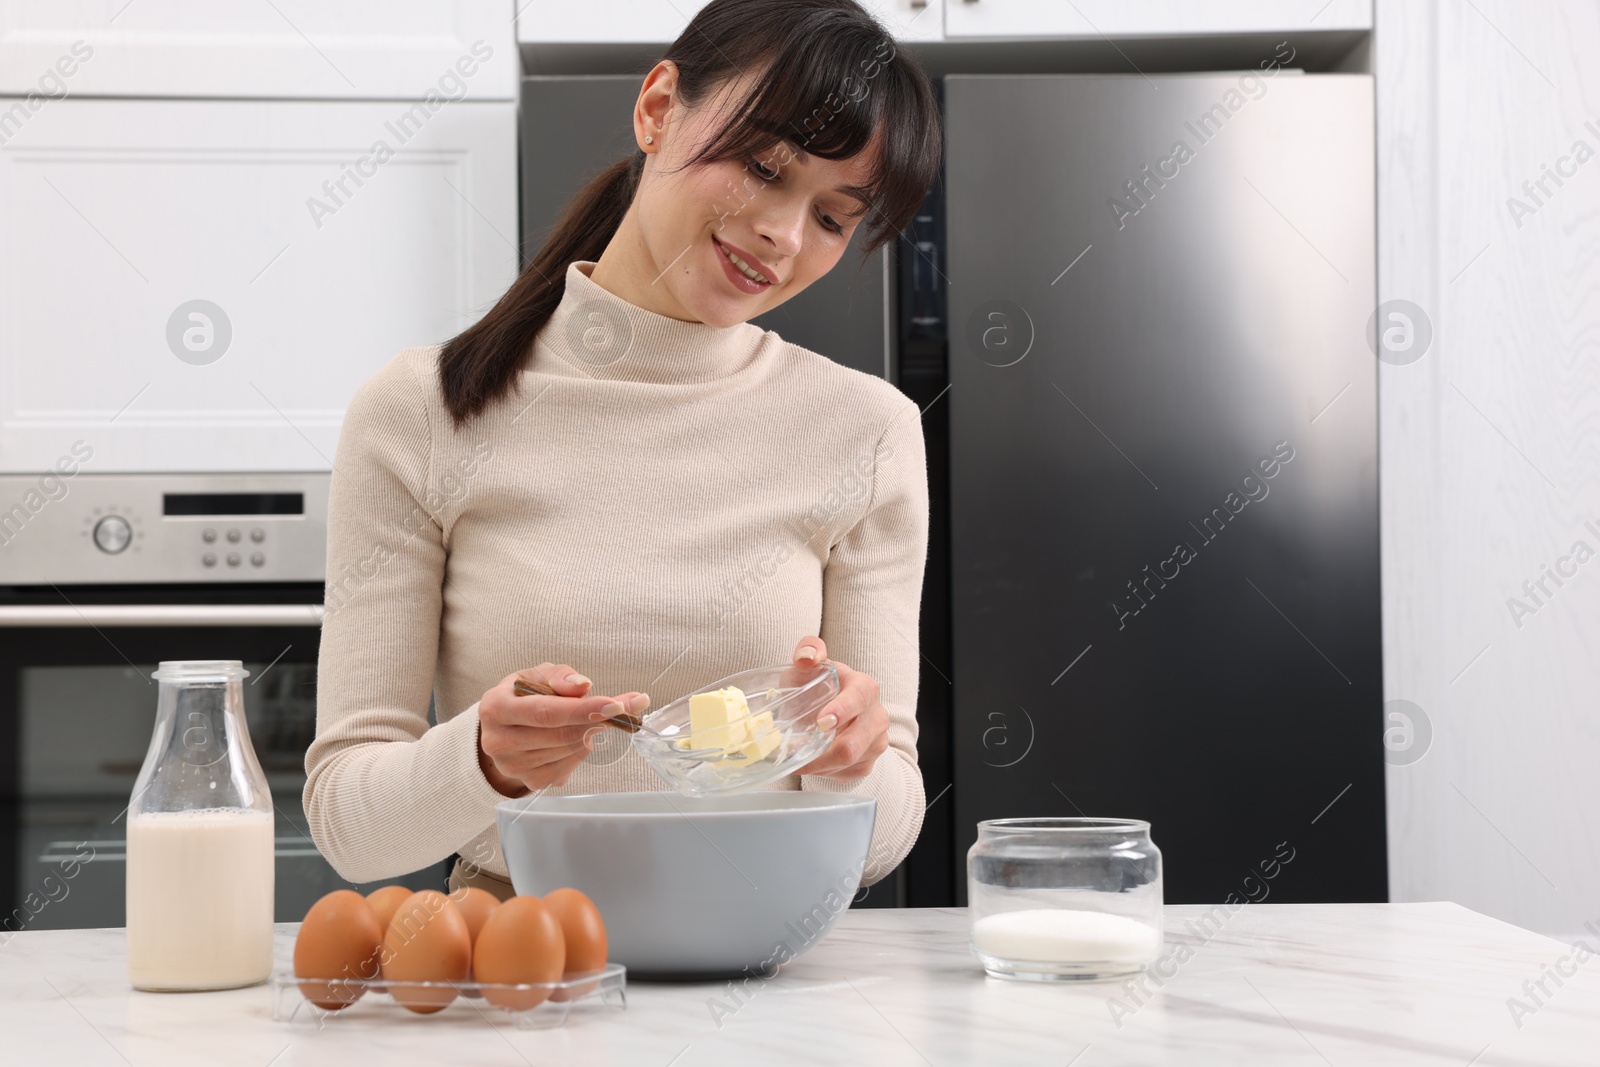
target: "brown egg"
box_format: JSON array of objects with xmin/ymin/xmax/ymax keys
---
[
  {"xmin": 473, "ymin": 895, "xmax": 566, "ymax": 1012},
  {"xmin": 294, "ymin": 890, "xmax": 384, "ymax": 1011},
  {"xmin": 363, "ymin": 885, "xmax": 415, "ymax": 993},
  {"xmin": 542, "ymin": 888, "xmax": 608, "ymax": 1001},
  {"xmin": 381, "ymin": 890, "xmax": 472, "ymax": 1013},
  {"xmin": 366, "ymin": 884, "xmax": 413, "ymax": 928},
  {"xmin": 446, "ymin": 887, "xmax": 501, "ymax": 997},
  {"xmin": 447, "ymin": 886, "xmax": 501, "ymax": 943}
]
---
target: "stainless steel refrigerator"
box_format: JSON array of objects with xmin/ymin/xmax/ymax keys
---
[{"xmin": 942, "ymin": 73, "xmax": 1384, "ymax": 904}]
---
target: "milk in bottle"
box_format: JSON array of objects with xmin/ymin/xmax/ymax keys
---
[{"xmin": 125, "ymin": 661, "xmax": 274, "ymax": 991}]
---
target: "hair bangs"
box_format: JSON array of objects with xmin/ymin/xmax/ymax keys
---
[{"xmin": 679, "ymin": 26, "xmax": 916, "ymax": 243}]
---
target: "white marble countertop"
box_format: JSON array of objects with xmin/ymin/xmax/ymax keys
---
[{"xmin": 4, "ymin": 902, "xmax": 1597, "ymax": 1065}]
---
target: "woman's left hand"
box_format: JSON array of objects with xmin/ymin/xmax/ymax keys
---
[{"xmin": 790, "ymin": 636, "xmax": 889, "ymax": 782}]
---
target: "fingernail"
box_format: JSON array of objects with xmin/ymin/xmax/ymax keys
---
[
  {"xmin": 601, "ymin": 701, "xmax": 625, "ymax": 717},
  {"xmin": 629, "ymin": 693, "xmax": 651, "ymax": 712},
  {"xmin": 800, "ymin": 648, "xmax": 818, "ymax": 662},
  {"xmin": 589, "ymin": 710, "xmax": 610, "ymax": 721},
  {"xmin": 818, "ymin": 713, "xmax": 838, "ymax": 729},
  {"xmin": 567, "ymin": 673, "xmax": 591, "ymax": 686}
]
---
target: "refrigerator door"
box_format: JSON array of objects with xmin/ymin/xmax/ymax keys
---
[
  {"xmin": 521, "ymin": 76, "xmax": 891, "ymax": 381},
  {"xmin": 945, "ymin": 73, "xmax": 1383, "ymax": 903}
]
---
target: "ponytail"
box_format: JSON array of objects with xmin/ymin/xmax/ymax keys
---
[{"xmin": 438, "ymin": 151, "xmax": 645, "ymax": 430}]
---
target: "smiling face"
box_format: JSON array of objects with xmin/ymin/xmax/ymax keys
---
[{"xmin": 589, "ymin": 61, "xmax": 882, "ymax": 327}]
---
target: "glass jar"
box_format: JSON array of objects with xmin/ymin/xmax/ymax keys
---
[
  {"xmin": 126, "ymin": 661, "xmax": 275, "ymax": 991},
  {"xmin": 968, "ymin": 817, "xmax": 1162, "ymax": 981}
]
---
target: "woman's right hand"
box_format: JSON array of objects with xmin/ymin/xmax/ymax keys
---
[{"xmin": 476, "ymin": 664, "xmax": 650, "ymax": 796}]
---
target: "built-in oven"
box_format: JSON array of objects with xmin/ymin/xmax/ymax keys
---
[{"xmin": 0, "ymin": 473, "xmax": 448, "ymax": 932}]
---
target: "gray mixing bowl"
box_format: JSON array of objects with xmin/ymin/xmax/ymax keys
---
[{"xmin": 496, "ymin": 790, "xmax": 876, "ymax": 979}]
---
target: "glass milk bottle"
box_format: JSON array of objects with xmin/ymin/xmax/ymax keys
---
[{"xmin": 126, "ymin": 661, "xmax": 275, "ymax": 990}]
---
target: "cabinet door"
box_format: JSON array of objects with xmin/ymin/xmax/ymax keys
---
[
  {"xmin": 516, "ymin": 0, "xmax": 712, "ymax": 43},
  {"xmin": 945, "ymin": 0, "xmax": 1371, "ymax": 38},
  {"xmin": 863, "ymin": 0, "xmax": 943, "ymax": 42},
  {"xmin": 0, "ymin": 0, "xmax": 517, "ymax": 99},
  {"xmin": 0, "ymin": 99, "xmax": 518, "ymax": 474},
  {"xmin": 516, "ymin": 0, "xmax": 940, "ymax": 43}
]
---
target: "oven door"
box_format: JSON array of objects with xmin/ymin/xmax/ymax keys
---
[{"xmin": 0, "ymin": 584, "xmax": 448, "ymax": 931}]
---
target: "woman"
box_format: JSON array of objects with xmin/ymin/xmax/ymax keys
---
[{"xmin": 303, "ymin": 0, "xmax": 942, "ymax": 902}]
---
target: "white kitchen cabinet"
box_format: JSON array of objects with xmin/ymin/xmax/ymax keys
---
[
  {"xmin": 863, "ymin": 0, "xmax": 945, "ymax": 43},
  {"xmin": 515, "ymin": 0, "xmax": 942, "ymax": 44},
  {"xmin": 513, "ymin": 0, "xmax": 1374, "ymax": 49},
  {"xmin": 0, "ymin": 98, "xmax": 518, "ymax": 474},
  {"xmin": 0, "ymin": 0, "xmax": 517, "ymax": 100},
  {"xmin": 516, "ymin": 0, "xmax": 710, "ymax": 43},
  {"xmin": 944, "ymin": 0, "xmax": 1371, "ymax": 39}
]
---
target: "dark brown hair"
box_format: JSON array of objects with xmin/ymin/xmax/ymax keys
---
[{"xmin": 437, "ymin": 0, "xmax": 942, "ymax": 430}]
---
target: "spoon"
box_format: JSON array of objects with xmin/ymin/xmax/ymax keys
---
[
  {"xmin": 512, "ymin": 676, "xmax": 648, "ymax": 732},
  {"xmin": 511, "ymin": 676, "xmax": 748, "ymax": 760}
]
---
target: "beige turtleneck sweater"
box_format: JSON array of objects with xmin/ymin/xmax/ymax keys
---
[{"xmin": 304, "ymin": 259, "xmax": 929, "ymax": 889}]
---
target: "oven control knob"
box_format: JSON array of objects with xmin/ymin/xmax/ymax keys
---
[{"xmin": 93, "ymin": 514, "xmax": 133, "ymax": 554}]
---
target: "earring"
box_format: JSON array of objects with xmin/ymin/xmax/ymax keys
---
[{"xmin": 645, "ymin": 135, "xmax": 654, "ymax": 145}]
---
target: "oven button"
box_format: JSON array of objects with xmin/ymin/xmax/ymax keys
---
[
  {"xmin": 226, "ymin": 552, "xmax": 241, "ymax": 567},
  {"xmin": 202, "ymin": 552, "xmax": 217, "ymax": 567},
  {"xmin": 226, "ymin": 528, "xmax": 242, "ymax": 543},
  {"xmin": 250, "ymin": 528, "xmax": 265, "ymax": 543},
  {"xmin": 202, "ymin": 528, "xmax": 217, "ymax": 543},
  {"xmin": 93, "ymin": 514, "xmax": 133, "ymax": 554},
  {"xmin": 250, "ymin": 552, "xmax": 265, "ymax": 567}
]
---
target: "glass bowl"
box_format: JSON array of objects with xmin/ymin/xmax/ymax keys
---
[{"xmin": 631, "ymin": 663, "xmax": 840, "ymax": 796}]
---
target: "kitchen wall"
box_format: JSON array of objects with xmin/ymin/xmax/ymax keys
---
[{"xmin": 1377, "ymin": 0, "xmax": 1600, "ymax": 943}]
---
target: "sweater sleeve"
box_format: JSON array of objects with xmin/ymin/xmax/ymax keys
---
[
  {"xmin": 801, "ymin": 397, "xmax": 930, "ymax": 886},
  {"xmin": 302, "ymin": 351, "xmax": 510, "ymax": 884}
]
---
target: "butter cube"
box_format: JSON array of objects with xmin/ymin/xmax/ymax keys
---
[
  {"xmin": 746, "ymin": 709, "xmax": 777, "ymax": 743},
  {"xmin": 715, "ymin": 710, "xmax": 781, "ymax": 767},
  {"xmin": 681, "ymin": 686, "xmax": 786, "ymax": 766},
  {"xmin": 689, "ymin": 686, "xmax": 752, "ymax": 752}
]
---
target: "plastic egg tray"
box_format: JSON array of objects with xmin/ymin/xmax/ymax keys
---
[{"xmin": 269, "ymin": 962, "xmax": 626, "ymax": 1030}]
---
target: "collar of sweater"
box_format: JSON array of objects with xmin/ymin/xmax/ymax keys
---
[{"xmin": 531, "ymin": 259, "xmax": 765, "ymax": 384}]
